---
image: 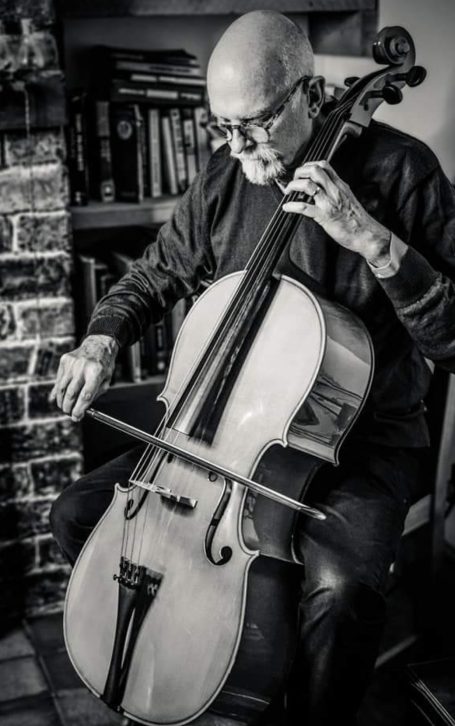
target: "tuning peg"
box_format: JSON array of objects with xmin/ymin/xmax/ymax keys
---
[
  {"xmin": 406, "ymin": 65, "xmax": 427, "ymax": 87},
  {"xmin": 382, "ymin": 84, "xmax": 403, "ymax": 104},
  {"xmin": 344, "ymin": 76, "xmax": 359, "ymax": 87}
]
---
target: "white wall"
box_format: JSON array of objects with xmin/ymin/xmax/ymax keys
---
[{"xmin": 315, "ymin": 0, "xmax": 455, "ymax": 180}]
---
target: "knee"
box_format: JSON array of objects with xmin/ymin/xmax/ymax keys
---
[{"xmin": 305, "ymin": 569, "xmax": 386, "ymax": 625}]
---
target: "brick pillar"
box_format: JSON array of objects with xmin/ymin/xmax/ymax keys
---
[{"xmin": 0, "ymin": 3, "xmax": 84, "ymax": 620}]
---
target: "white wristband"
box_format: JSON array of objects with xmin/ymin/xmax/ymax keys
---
[{"xmin": 367, "ymin": 233, "xmax": 408, "ymax": 279}]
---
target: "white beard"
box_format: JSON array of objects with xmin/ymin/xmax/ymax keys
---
[{"xmin": 231, "ymin": 144, "xmax": 286, "ymax": 185}]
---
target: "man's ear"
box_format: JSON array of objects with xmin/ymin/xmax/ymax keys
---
[{"xmin": 307, "ymin": 76, "xmax": 325, "ymax": 118}]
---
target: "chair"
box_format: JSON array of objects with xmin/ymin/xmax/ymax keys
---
[{"xmin": 376, "ymin": 371, "xmax": 455, "ymax": 668}]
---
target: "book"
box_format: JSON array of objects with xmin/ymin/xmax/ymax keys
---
[
  {"xmin": 115, "ymin": 60, "xmax": 203, "ymax": 77},
  {"xmin": 148, "ymin": 107, "xmax": 162, "ymax": 198},
  {"xmin": 109, "ymin": 251, "xmax": 143, "ymax": 382},
  {"xmin": 67, "ymin": 92, "xmax": 89, "ymax": 206},
  {"xmin": 122, "ymin": 72, "xmax": 206, "ymax": 87},
  {"xmin": 182, "ymin": 108, "xmax": 197, "ymax": 185},
  {"xmin": 193, "ymin": 107, "xmax": 211, "ymax": 171},
  {"xmin": 99, "ymin": 46, "xmax": 199, "ymax": 66},
  {"xmin": 138, "ymin": 106, "xmax": 150, "ymax": 198},
  {"xmin": 140, "ymin": 324, "xmax": 157, "ymax": 377},
  {"xmin": 161, "ymin": 110, "xmax": 178, "ymax": 195},
  {"xmin": 126, "ymin": 342, "xmax": 142, "ymax": 383},
  {"xmin": 110, "ymin": 78, "xmax": 204, "ymax": 106},
  {"xmin": 154, "ymin": 320, "xmax": 169, "ymax": 375},
  {"xmin": 171, "ymin": 298, "xmax": 188, "ymax": 344},
  {"xmin": 110, "ymin": 103, "xmax": 144, "ymax": 203},
  {"xmin": 77, "ymin": 255, "xmax": 110, "ymax": 330},
  {"xmin": 169, "ymin": 108, "xmax": 187, "ymax": 193},
  {"xmin": 90, "ymin": 99, "xmax": 115, "ymax": 203},
  {"xmin": 77, "ymin": 254, "xmax": 97, "ymax": 329},
  {"xmin": 97, "ymin": 269, "xmax": 116, "ymax": 298}
]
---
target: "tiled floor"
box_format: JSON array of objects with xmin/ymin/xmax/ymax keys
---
[
  {"xmin": 0, "ymin": 609, "xmax": 411, "ymax": 726},
  {"xmin": 0, "ymin": 594, "xmax": 453, "ymax": 726},
  {"xmin": 0, "ymin": 613, "xmax": 125, "ymax": 726},
  {"xmin": 0, "ymin": 614, "xmax": 243, "ymax": 726}
]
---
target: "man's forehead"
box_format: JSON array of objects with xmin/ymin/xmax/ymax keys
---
[{"xmin": 208, "ymin": 75, "xmax": 283, "ymax": 120}]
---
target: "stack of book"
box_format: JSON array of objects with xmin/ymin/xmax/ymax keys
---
[
  {"xmin": 76, "ymin": 249, "xmax": 194, "ymax": 383},
  {"xmin": 68, "ymin": 46, "xmax": 211, "ymax": 206}
]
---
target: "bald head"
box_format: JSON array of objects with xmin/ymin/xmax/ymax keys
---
[{"xmin": 207, "ymin": 11, "xmax": 313, "ymax": 118}]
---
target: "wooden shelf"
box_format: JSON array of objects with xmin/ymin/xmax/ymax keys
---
[
  {"xmin": 70, "ymin": 196, "xmax": 178, "ymax": 230},
  {"xmin": 61, "ymin": 0, "xmax": 375, "ymax": 18}
]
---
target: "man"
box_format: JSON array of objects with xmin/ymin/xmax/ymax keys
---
[{"xmin": 50, "ymin": 10, "xmax": 455, "ymax": 726}]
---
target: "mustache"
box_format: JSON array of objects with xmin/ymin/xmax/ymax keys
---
[{"xmin": 230, "ymin": 145, "xmax": 282, "ymax": 163}]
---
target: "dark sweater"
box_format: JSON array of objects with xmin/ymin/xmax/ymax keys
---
[{"xmin": 88, "ymin": 121, "xmax": 455, "ymax": 447}]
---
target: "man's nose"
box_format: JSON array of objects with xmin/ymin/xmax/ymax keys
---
[{"xmin": 229, "ymin": 127, "xmax": 248, "ymax": 154}]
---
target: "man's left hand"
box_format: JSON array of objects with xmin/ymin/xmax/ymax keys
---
[{"xmin": 282, "ymin": 160, "xmax": 391, "ymax": 266}]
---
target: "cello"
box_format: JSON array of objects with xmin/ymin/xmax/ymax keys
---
[{"xmin": 63, "ymin": 26, "xmax": 425, "ymax": 725}]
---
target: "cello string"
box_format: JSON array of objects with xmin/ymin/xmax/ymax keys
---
[
  {"xmin": 242, "ymin": 98, "xmax": 351, "ymax": 280},
  {"xmin": 121, "ymin": 419, "xmax": 168, "ymax": 559},
  {"xmin": 121, "ymin": 96, "xmax": 352, "ymax": 558}
]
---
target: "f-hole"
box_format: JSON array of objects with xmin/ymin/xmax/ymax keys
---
[{"xmin": 205, "ymin": 478, "xmax": 233, "ymax": 565}]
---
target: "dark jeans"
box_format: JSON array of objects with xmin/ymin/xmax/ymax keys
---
[{"xmin": 50, "ymin": 442, "xmax": 425, "ymax": 726}]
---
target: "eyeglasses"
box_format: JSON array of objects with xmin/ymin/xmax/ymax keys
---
[{"xmin": 210, "ymin": 75, "xmax": 312, "ymax": 143}]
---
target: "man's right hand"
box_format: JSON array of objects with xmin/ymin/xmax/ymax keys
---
[{"xmin": 49, "ymin": 334, "xmax": 119, "ymax": 422}]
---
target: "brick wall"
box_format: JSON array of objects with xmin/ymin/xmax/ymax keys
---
[{"xmin": 0, "ymin": 2, "xmax": 84, "ymax": 620}]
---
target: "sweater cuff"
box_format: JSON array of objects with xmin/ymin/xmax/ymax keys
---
[
  {"xmin": 376, "ymin": 243, "xmax": 439, "ymax": 309},
  {"xmin": 86, "ymin": 316, "xmax": 133, "ymax": 348}
]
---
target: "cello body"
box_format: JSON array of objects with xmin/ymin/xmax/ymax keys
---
[{"xmin": 64, "ymin": 273, "xmax": 373, "ymax": 725}]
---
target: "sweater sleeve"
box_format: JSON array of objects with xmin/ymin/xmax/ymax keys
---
[
  {"xmin": 86, "ymin": 168, "xmax": 216, "ymax": 348},
  {"xmin": 376, "ymin": 158, "xmax": 455, "ymax": 371}
]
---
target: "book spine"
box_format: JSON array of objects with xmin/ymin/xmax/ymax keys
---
[
  {"xmin": 182, "ymin": 107, "xmax": 197, "ymax": 185},
  {"xmin": 68, "ymin": 93, "xmax": 89, "ymax": 206},
  {"xmin": 107, "ymin": 49, "xmax": 198, "ymax": 66},
  {"xmin": 77, "ymin": 254, "xmax": 97, "ymax": 330},
  {"xmin": 91, "ymin": 100, "xmax": 115, "ymax": 203},
  {"xmin": 138, "ymin": 107, "xmax": 150, "ymax": 198},
  {"xmin": 161, "ymin": 111, "xmax": 178, "ymax": 195},
  {"xmin": 110, "ymin": 103, "xmax": 144, "ymax": 203},
  {"xmin": 148, "ymin": 107, "xmax": 162, "ymax": 198},
  {"xmin": 171, "ymin": 298, "xmax": 187, "ymax": 344},
  {"xmin": 110, "ymin": 79, "xmax": 203, "ymax": 106},
  {"xmin": 154, "ymin": 320, "xmax": 168, "ymax": 375},
  {"xmin": 125, "ymin": 343, "xmax": 142, "ymax": 383},
  {"xmin": 140, "ymin": 323, "xmax": 157, "ymax": 377},
  {"xmin": 128, "ymin": 72, "xmax": 206, "ymax": 87},
  {"xmin": 193, "ymin": 106, "xmax": 211, "ymax": 171},
  {"xmin": 169, "ymin": 108, "xmax": 187, "ymax": 193}
]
